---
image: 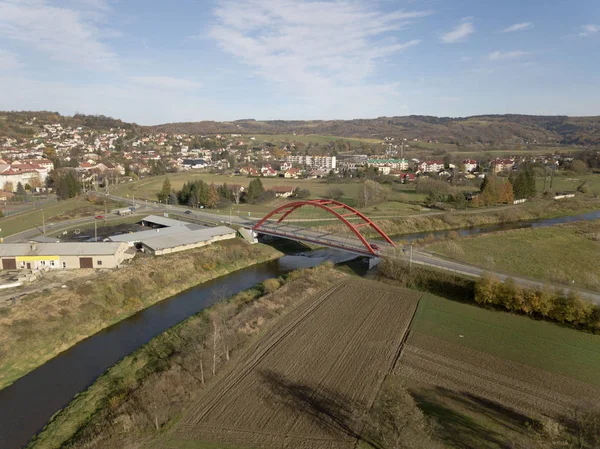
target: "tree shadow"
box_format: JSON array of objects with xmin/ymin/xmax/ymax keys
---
[
  {"xmin": 412, "ymin": 387, "xmax": 528, "ymax": 449},
  {"xmin": 257, "ymin": 369, "xmax": 381, "ymax": 448}
]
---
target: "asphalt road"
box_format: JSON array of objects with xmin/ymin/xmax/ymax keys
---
[{"xmin": 6, "ymin": 192, "xmax": 600, "ymax": 304}]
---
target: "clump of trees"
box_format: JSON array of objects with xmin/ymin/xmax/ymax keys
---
[
  {"xmin": 509, "ymin": 163, "xmax": 537, "ymax": 199},
  {"xmin": 356, "ymin": 180, "xmax": 387, "ymax": 208},
  {"xmin": 47, "ymin": 168, "xmax": 83, "ymax": 199},
  {"xmin": 475, "ymin": 275, "xmax": 600, "ymax": 331},
  {"xmin": 473, "ymin": 174, "xmax": 514, "ymax": 206}
]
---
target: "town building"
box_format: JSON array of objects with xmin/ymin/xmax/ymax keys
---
[
  {"xmin": 139, "ymin": 226, "xmax": 236, "ymax": 256},
  {"xmin": 463, "ymin": 159, "xmax": 478, "ymax": 173},
  {"xmin": 367, "ymin": 158, "xmax": 409, "ymax": 171},
  {"xmin": 418, "ymin": 160, "xmax": 445, "ymax": 173},
  {"xmin": 0, "ymin": 242, "xmax": 132, "ymax": 270},
  {"xmin": 285, "ymin": 155, "xmax": 336, "ymax": 170}
]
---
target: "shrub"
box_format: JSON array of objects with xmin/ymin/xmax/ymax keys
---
[{"xmin": 262, "ymin": 278, "xmax": 281, "ymax": 294}]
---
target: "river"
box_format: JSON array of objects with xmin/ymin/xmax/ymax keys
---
[
  {"xmin": 0, "ymin": 209, "xmax": 599, "ymax": 448},
  {"xmin": 0, "ymin": 251, "xmax": 359, "ymax": 449}
]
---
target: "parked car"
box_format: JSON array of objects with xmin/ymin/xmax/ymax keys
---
[
  {"xmin": 184, "ymin": 210, "xmax": 192, "ymax": 215},
  {"xmin": 95, "ymin": 215, "xmax": 104, "ymax": 219}
]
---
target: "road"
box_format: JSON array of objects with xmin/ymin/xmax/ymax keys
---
[
  {"xmin": 407, "ymin": 248, "xmax": 600, "ymax": 305},
  {"xmin": 6, "ymin": 192, "xmax": 600, "ymax": 304}
]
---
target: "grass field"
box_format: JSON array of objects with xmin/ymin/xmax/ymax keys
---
[
  {"xmin": 426, "ymin": 219, "xmax": 600, "ymax": 290},
  {"xmin": 410, "ymin": 293, "xmax": 600, "ymax": 386},
  {"xmin": 0, "ymin": 196, "xmax": 124, "ymax": 238},
  {"xmin": 536, "ymin": 173, "xmax": 600, "ymax": 195}
]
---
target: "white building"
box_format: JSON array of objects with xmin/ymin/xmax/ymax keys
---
[
  {"xmin": 285, "ymin": 155, "xmax": 336, "ymax": 170},
  {"xmin": 418, "ymin": 160, "xmax": 445, "ymax": 173}
]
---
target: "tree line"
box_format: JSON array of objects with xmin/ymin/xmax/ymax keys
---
[{"xmin": 475, "ymin": 275, "xmax": 600, "ymax": 332}]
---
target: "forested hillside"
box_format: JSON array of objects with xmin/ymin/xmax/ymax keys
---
[{"xmin": 2, "ymin": 111, "xmax": 599, "ymax": 146}]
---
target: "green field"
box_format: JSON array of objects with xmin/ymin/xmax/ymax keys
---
[
  {"xmin": 536, "ymin": 173, "xmax": 600, "ymax": 195},
  {"xmin": 412, "ymin": 293, "xmax": 600, "ymax": 386},
  {"xmin": 427, "ymin": 219, "xmax": 600, "ymax": 290},
  {"xmin": 112, "ymin": 172, "xmax": 432, "ymax": 220}
]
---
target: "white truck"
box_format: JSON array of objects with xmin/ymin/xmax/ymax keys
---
[{"xmin": 116, "ymin": 208, "xmax": 133, "ymax": 216}]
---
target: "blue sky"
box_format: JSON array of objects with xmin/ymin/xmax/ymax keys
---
[{"xmin": 0, "ymin": 0, "xmax": 598, "ymax": 125}]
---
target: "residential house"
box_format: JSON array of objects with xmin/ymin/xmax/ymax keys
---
[
  {"xmin": 271, "ymin": 186, "xmax": 295, "ymax": 198},
  {"xmin": 418, "ymin": 160, "xmax": 444, "ymax": 173},
  {"xmin": 463, "ymin": 159, "xmax": 478, "ymax": 173}
]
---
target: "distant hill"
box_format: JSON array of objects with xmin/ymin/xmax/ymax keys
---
[
  {"xmin": 1, "ymin": 111, "xmax": 599, "ymax": 146},
  {"xmin": 0, "ymin": 111, "xmax": 139, "ymax": 139},
  {"xmin": 150, "ymin": 115, "xmax": 600, "ymax": 146}
]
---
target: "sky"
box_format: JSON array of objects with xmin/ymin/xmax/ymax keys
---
[{"xmin": 0, "ymin": 0, "xmax": 599, "ymax": 125}]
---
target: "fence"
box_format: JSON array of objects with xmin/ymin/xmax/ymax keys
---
[{"xmin": 1, "ymin": 197, "xmax": 58, "ymax": 217}]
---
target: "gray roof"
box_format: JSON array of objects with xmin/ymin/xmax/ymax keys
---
[
  {"xmin": 108, "ymin": 223, "xmax": 205, "ymax": 243},
  {"xmin": 140, "ymin": 215, "xmax": 188, "ymax": 228},
  {"xmin": 141, "ymin": 226, "xmax": 236, "ymax": 251},
  {"xmin": 0, "ymin": 242, "xmax": 126, "ymax": 257}
]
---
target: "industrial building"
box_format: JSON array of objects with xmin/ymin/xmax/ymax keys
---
[
  {"xmin": 107, "ymin": 216, "xmax": 237, "ymax": 255},
  {"xmin": 139, "ymin": 226, "xmax": 236, "ymax": 256},
  {"xmin": 0, "ymin": 242, "xmax": 132, "ymax": 270},
  {"xmin": 108, "ymin": 223, "xmax": 205, "ymax": 247}
]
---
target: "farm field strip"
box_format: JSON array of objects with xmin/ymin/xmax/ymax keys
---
[
  {"xmin": 396, "ymin": 332, "xmax": 600, "ymax": 418},
  {"xmin": 176, "ymin": 279, "xmax": 421, "ymax": 449}
]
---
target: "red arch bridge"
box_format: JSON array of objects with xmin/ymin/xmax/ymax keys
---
[{"xmin": 251, "ymin": 199, "xmax": 397, "ymax": 257}]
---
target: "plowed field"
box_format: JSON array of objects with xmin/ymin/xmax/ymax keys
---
[
  {"xmin": 397, "ymin": 332, "xmax": 600, "ymax": 418},
  {"xmin": 176, "ymin": 279, "xmax": 421, "ymax": 449}
]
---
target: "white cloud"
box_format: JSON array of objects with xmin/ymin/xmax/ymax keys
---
[
  {"xmin": 502, "ymin": 22, "xmax": 533, "ymax": 33},
  {"xmin": 0, "ymin": 49, "xmax": 22, "ymax": 70},
  {"xmin": 579, "ymin": 24, "xmax": 599, "ymax": 37},
  {"xmin": 488, "ymin": 50, "xmax": 529, "ymax": 61},
  {"xmin": 130, "ymin": 76, "xmax": 203, "ymax": 90},
  {"xmin": 441, "ymin": 19, "xmax": 474, "ymax": 43},
  {"xmin": 460, "ymin": 56, "xmax": 472, "ymax": 62},
  {"xmin": 0, "ymin": 0, "xmax": 118, "ymax": 70},
  {"xmin": 209, "ymin": 0, "xmax": 429, "ymax": 116}
]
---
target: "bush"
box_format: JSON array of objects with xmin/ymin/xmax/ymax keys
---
[
  {"xmin": 325, "ymin": 187, "xmax": 344, "ymax": 201},
  {"xmin": 262, "ymin": 278, "xmax": 281, "ymax": 294},
  {"xmin": 293, "ymin": 188, "xmax": 311, "ymax": 199}
]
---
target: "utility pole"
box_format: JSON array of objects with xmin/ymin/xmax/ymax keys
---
[
  {"xmin": 409, "ymin": 242, "xmax": 413, "ymax": 272},
  {"xmin": 42, "ymin": 209, "xmax": 45, "ymax": 235},
  {"xmin": 94, "ymin": 216, "xmax": 97, "ymax": 242}
]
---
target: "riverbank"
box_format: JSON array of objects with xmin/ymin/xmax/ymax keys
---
[
  {"xmin": 317, "ymin": 197, "xmax": 600, "ymax": 239},
  {"xmin": 27, "ymin": 263, "xmax": 346, "ymax": 449},
  {"xmin": 0, "ymin": 239, "xmax": 283, "ymax": 391}
]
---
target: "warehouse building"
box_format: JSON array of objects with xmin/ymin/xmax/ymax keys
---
[
  {"xmin": 0, "ymin": 242, "xmax": 132, "ymax": 270},
  {"xmin": 108, "ymin": 223, "xmax": 206, "ymax": 247},
  {"xmin": 140, "ymin": 226, "xmax": 236, "ymax": 256}
]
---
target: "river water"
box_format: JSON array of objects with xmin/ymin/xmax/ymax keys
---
[{"xmin": 0, "ymin": 209, "xmax": 599, "ymax": 448}]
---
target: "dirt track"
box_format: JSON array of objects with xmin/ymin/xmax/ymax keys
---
[
  {"xmin": 176, "ymin": 279, "xmax": 421, "ymax": 449},
  {"xmin": 396, "ymin": 332, "xmax": 600, "ymax": 418}
]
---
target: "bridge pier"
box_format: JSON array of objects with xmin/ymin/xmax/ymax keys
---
[{"xmin": 368, "ymin": 257, "xmax": 381, "ymax": 270}]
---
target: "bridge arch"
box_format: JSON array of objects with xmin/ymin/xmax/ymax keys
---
[{"xmin": 252, "ymin": 199, "xmax": 396, "ymax": 255}]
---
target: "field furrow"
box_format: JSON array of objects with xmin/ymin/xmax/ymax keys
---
[{"xmin": 175, "ymin": 279, "xmax": 421, "ymax": 449}]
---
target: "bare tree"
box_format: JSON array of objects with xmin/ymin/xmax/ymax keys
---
[{"xmin": 211, "ymin": 313, "xmax": 220, "ymax": 377}]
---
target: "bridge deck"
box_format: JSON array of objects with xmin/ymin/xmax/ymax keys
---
[{"xmin": 254, "ymin": 222, "xmax": 395, "ymax": 257}]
